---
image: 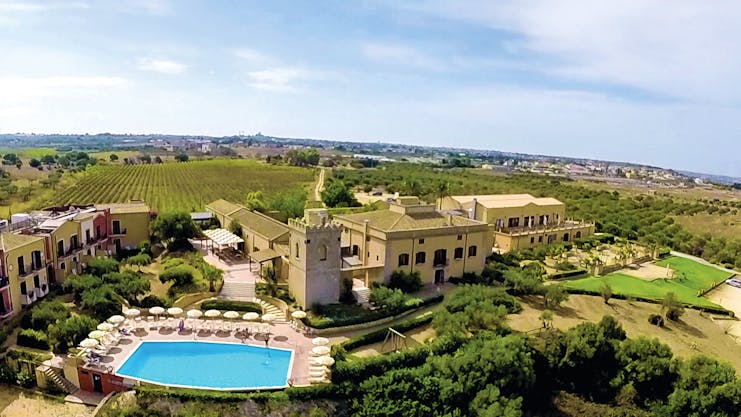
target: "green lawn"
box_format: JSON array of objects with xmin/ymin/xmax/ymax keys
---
[
  {"xmin": 654, "ymin": 256, "xmax": 733, "ymax": 290},
  {"xmin": 562, "ymin": 256, "xmax": 733, "ymax": 310}
]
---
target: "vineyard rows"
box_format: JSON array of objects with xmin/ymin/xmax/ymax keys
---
[{"xmin": 51, "ymin": 159, "xmax": 314, "ymax": 212}]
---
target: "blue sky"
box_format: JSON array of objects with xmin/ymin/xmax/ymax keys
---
[{"xmin": 1, "ymin": 1, "xmax": 740, "ymax": 176}]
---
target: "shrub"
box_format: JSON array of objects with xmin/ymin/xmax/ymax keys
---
[
  {"xmin": 370, "ymin": 286, "xmax": 408, "ymax": 311},
  {"xmin": 16, "ymin": 370, "xmax": 35, "ymax": 388},
  {"xmin": 548, "ymin": 269, "xmax": 588, "ymax": 279},
  {"xmin": 159, "ymin": 265, "xmax": 194, "ymax": 286},
  {"xmin": 200, "ymin": 299, "xmax": 262, "ymax": 313},
  {"xmin": 137, "ymin": 294, "xmax": 171, "ymax": 308},
  {"xmin": 85, "ymin": 257, "xmax": 120, "ymax": 276},
  {"xmin": 305, "ymin": 295, "xmax": 443, "ymax": 329},
  {"xmin": 388, "ymin": 270, "xmax": 422, "ymax": 293},
  {"xmin": 554, "ymin": 261, "xmax": 575, "ymax": 271},
  {"xmin": 648, "ymin": 313, "xmax": 665, "ymax": 327},
  {"xmin": 17, "ymin": 329, "xmax": 50, "ymax": 350},
  {"xmin": 24, "ymin": 299, "xmax": 70, "ymax": 331},
  {"xmin": 49, "ymin": 314, "xmax": 98, "ymax": 353}
]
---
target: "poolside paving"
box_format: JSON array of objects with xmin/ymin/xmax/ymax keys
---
[{"xmin": 84, "ymin": 319, "xmax": 316, "ymax": 387}]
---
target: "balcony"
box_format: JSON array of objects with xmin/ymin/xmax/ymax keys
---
[
  {"xmin": 495, "ymin": 220, "xmax": 595, "ymax": 236},
  {"xmin": 433, "ymin": 258, "xmax": 450, "ymax": 268},
  {"xmin": 111, "ymin": 228, "xmax": 127, "ymax": 236},
  {"xmin": 20, "ymin": 291, "xmax": 36, "ymax": 306},
  {"xmin": 34, "ymin": 281, "xmax": 49, "ymax": 299}
]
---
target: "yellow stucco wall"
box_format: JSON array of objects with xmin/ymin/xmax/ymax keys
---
[
  {"xmin": 6, "ymin": 238, "xmax": 48, "ymax": 313},
  {"xmin": 494, "ymin": 224, "xmax": 595, "ymax": 252},
  {"xmin": 479, "ymin": 203, "xmax": 566, "ymax": 227},
  {"xmin": 110, "ymin": 212, "xmax": 150, "ymax": 251},
  {"xmin": 51, "ymin": 220, "xmax": 82, "ymax": 282}
]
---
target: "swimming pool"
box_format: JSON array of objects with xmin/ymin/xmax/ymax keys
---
[{"xmin": 116, "ymin": 341, "xmax": 294, "ymax": 390}]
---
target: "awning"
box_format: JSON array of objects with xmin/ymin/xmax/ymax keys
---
[
  {"xmin": 202, "ymin": 228, "xmax": 244, "ymax": 247},
  {"xmin": 250, "ymin": 248, "xmax": 281, "ymax": 263}
]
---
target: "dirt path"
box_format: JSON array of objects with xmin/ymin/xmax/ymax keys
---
[{"xmin": 313, "ymin": 168, "xmax": 325, "ymax": 202}]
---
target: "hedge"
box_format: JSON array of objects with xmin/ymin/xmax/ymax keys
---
[
  {"xmin": 136, "ymin": 385, "xmax": 287, "ymax": 403},
  {"xmin": 548, "ymin": 269, "xmax": 588, "ymax": 280},
  {"xmin": 17, "ymin": 329, "xmax": 50, "ymax": 350},
  {"xmin": 303, "ymin": 295, "xmax": 443, "ymax": 329},
  {"xmin": 339, "ymin": 314, "xmax": 433, "ymax": 353},
  {"xmin": 565, "ymin": 287, "xmax": 734, "ymax": 316},
  {"xmin": 200, "ymin": 300, "xmax": 263, "ymax": 313}
]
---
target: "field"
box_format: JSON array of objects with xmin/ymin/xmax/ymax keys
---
[
  {"xmin": 50, "ymin": 159, "xmax": 315, "ymax": 212},
  {"xmin": 673, "ymin": 213, "xmax": 741, "ymax": 240},
  {"xmin": 508, "ymin": 294, "xmax": 741, "ymax": 371},
  {"xmin": 561, "ymin": 256, "xmax": 733, "ymax": 309},
  {"xmin": 0, "ymin": 147, "xmax": 56, "ymax": 159}
]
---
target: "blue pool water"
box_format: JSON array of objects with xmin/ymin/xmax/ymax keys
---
[{"xmin": 116, "ymin": 341, "xmax": 293, "ymax": 389}]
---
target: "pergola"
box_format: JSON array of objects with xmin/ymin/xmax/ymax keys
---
[{"xmin": 202, "ymin": 228, "xmax": 244, "ymax": 252}]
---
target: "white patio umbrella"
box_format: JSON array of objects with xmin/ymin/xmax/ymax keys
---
[
  {"xmin": 88, "ymin": 330, "xmax": 107, "ymax": 340},
  {"xmin": 167, "ymin": 307, "xmax": 183, "ymax": 316},
  {"xmin": 223, "ymin": 311, "xmax": 239, "ymax": 319},
  {"xmin": 316, "ymin": 356, "xmax": 335, "ymax": 366},
  {"xmin": 124, "ymin": 308, "xmax": 140, "ymax": 318},
  {"xmin": 312, "ymin": 337, "xmax": 330, "ymax": 346},
  {"xmin": 108, "ymin": 315, "xmax": 125, "ymax": 325},
  {"xmin": 79, "ymin": 338, "xmax": 99, "ymax": 348},
  {"xmin": 242, "ymin": 312, "xmax": 259, "ymax": 321},
  {"xmin": 149, "ymin": 306, "xmax": 165, "ymax": 317},
  {"xmin": 291, "ymin": 310, "xmax": 307, "ymax": 319},
  {"xmin": 204, "ymin": 309, "xmax": 221, "ymax": 318},
  {"xmin": 187, "ymin": 309, "xmax": 203, "ymax": 331},
  {"xmin": 261, "ymin": 313, "xmax": 276, "ymax": 323},
  {"xmin": 97, "ymin": 322, "xmax": 114, "ymax": 332},
  {"xmin": 311, "ymin": 345, "xmax": 331, "ymax": 356}
]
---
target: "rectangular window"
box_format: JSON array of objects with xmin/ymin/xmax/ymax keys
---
[
  {"xmin": 418, "ymin": 239, "xmax": 424, "ymax": 244},
  {"xmin": 508, "ymin": 217, "xmax": 520, "ymax": 228},
  {"xmin": 468, "ymin": 246, "xmax": 477, "ymax": 257},
  {"xmin": 538, "ymin": 236, "xmax": 543, "ymax": 243},
  {"xmin": 17, "ymin": 256, "xmax": 25, "ymax": 275},
  {"xmin": 530, "ymin": 237, "xmax": 535, "ymax": 244},
  {"xmin": 57, "ymin": 240, "xmax": 64, "ymax": 256},
  {"xmin": 457, "ymin": 234, "xmax": 463, "ymax": 240},
  {"xmin": 112, "ymin": 220, "xmax": 121, "ymax": 234},
  {"xmin": 454, "ymin": 247, "xmax": 464, "ymax": 259},
  {"xmin": 398, "ymin": 253, "xmax": 409, "ymax": 266},
  {"xmin": 415, "ymin": 251, "xmax": 426, "ymax": 264}
]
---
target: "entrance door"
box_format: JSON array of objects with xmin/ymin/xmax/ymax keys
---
[
  {"xmin": 434, "ymin": 269, "xmax": 445, "ymax": 285},
  {"xmin": 92, "ymin": 374, "xmax": 103, "ymax": 393}
]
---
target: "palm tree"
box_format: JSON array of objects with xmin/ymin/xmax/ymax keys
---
[
  {"xmin": 436, "ymin": 181, "xmax": 450, "ymax": 209},
  {"xmin": 264, "ymin": 266, "xmax": 279, "ymax": 297}
]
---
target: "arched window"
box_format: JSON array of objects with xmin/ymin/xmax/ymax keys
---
[
  {"xmin": 563, "ymin": 233, "xmax": 569, "ymax": 242},
  {"xmin": 398, "ymin": 253, "xmax": 409, "ymax": 266},
  {"xmin": 575, "ymin": 231, "xmax": 582, "ymax": 239},
  {"xmin": 319, "ymin": 244, "xmax": 327, "ymax": 261}
]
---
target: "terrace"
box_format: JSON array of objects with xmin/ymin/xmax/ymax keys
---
[{"xmin": 71, "ymin": 313, "xmax": 321, "ymax": 391}]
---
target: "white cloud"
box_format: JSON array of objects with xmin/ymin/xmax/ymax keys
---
[
  {"xmin": 361, "ymin": 42, "xmax": 445, "ymax": 71},
  {"xmin": 232, "ymin": 47, "xmax": 274, "ymax": 66},
  {"xmin": 136, "ymin": 58, "xmax": 186, "ymax": 75},
  {"xmin": 0, "ymin": 76, "xmax": 129, "ymax": 102},
  {"xmin": 403, "ymin": 0, "xmax": 741, "ymax": 103},
  {"xmin": 246, "ymin": 67, "xmax": 330, "ymax": 93}
]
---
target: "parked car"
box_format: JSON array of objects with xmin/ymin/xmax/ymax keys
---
[{"xmin": 725, "ymin": 278, "xmax": 741, "ymax": 288}]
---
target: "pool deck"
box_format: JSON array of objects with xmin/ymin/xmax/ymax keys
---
[{"xmin": 83, "ymin": 319, "xmax": 317, "ymax": 387}]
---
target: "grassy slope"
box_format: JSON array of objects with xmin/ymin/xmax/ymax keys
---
[
  {"xmin": 673, "ymin": 213, "xmax": 741, "ymax": 241},
  {"xmin": 562, "ymin": 256, "xmax": 732, "ymax": 309}
]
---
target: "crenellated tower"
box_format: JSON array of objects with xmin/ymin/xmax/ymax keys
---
[{"xmin": 287, "ymin": 209, "xmax": 342, "ymax": 309}]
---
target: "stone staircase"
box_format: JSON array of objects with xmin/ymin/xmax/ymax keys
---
[
  {"xmin": 352, "ymin": 286, "xmax": 372, "ymax": 305},
  {"xmin": 219, "ymin": 281, "xmax": 256, "ymax": 301},
  {"xmin": 257, "ymin": 299, "xmax": 289, "ymax": 324},
  {"xmin": 40, "ymin": 365, "xmax": 78, "ymax": 394}
]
